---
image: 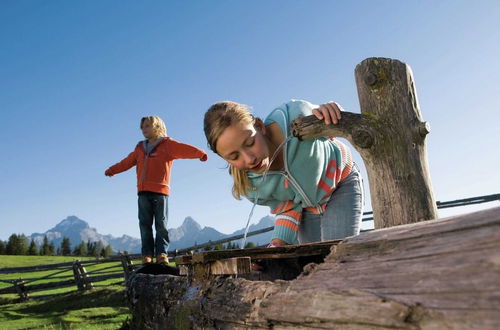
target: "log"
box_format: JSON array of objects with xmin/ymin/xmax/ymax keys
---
[
  {"xmin": 292, "ymin": 57, "xmax": 437, "ymax": 229},
  {"xmin": 125, "ymin": 206, "xmax": 500, "ymax": 329}
]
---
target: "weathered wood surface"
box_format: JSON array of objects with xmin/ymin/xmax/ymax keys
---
[
  {"xmin": 126, "ymin": 207, "xmax": 500, "ymax": 329},
  {"xmin": 293, "ymin": 57, "xmax": 437, "ymax": 229},
  {"xmin": 177, "ymin": 241, "xmax": 341, "ymax": 281},
  {"xmin": 190, "ymin": 240, "xmax": 341, "ymax": 263}
]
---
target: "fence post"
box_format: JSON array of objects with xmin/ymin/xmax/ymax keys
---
[
  {"xmin": 13, "ymin": 279, "xmax": 28, "ymax": 301},
  {"xmin": 73, "ymin": 261, "xmax": 93, "ymax": 291},
  {"xmin": 73, "ymin": 261, "xmax": 84, "ymax": 291},
  {"xmin": 120, "ymin": 252, "xmax": 134, "ymax": 281},
  {"xmin": 79, "ymin": 262, "xmax": 93, "ymax": 290}
]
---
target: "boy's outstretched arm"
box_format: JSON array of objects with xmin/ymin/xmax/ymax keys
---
[
  {"xmin": 167, "ymin": 138, "xmax": 208, "ymax": 161},
  {"xmin": 105, "ymin": 151, "xmax": 137, "ymax": 177}
]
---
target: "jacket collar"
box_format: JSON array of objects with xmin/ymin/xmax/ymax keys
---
[{"xmin": 140, "ymin": 137, "xmax": 168, "ymax": 154}]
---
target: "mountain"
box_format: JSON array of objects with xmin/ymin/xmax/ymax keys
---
[{"xmin": 29, "ymin": 215, "xmax": 275, "ymax": 254}]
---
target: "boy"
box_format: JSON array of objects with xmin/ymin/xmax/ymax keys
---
[{"xmin": 105, "ymin": 116, "xmax": 207, "ymax": 264}]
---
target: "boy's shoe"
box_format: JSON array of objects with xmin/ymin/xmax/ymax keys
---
[
  {"xmin": 156, "ymin": 253, "xmax": 169, "ymax": 265},
  {"xmin": 142, "ymin": 255, "xmax": 153, "ymax": 264}
]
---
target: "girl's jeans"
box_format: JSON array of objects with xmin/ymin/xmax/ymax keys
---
[
  {"xmin": 298, "ymin": 165, "xmax": 364, "ymax": 243},
  {"xmin": 138, "ymin": 192, "xmax": 170, "ymax": 256}
]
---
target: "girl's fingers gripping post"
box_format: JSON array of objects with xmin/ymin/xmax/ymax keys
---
[
  {"xmin": 325, "ymin": 101, "xmax": 342, "ymax": 124},
  {"xmin": 313, "ymin": 102, "xmax": 343, "ymax": 125}
]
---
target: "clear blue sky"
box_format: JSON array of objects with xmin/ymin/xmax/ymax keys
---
[{"xmin": 1, "ymin": 0, "xmax": 499, "ymax": 240}]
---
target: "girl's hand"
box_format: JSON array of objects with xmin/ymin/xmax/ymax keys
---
[
  {"xmin": 268, "ymin": 238, "xmax": 287, "ymax": 247},
  {"xmin": 251, "ymin": 239, "xmax": 288, "ymax": 271},
  {"xmin": 312, "ymin": 101, "xmax": 343, "ymax": 125}
]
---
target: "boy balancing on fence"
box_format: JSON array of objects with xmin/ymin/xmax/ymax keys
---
[
  {"xmin": 204, "ymin": 100, "xmax": 364, "ymax": 247},
  {"xmin": 105, "ymin": 116, "xmax": 208, "ymax": 264}
]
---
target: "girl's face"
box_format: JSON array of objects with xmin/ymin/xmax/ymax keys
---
[
  {"xmin": 141, "ymin": 120, "xmax": 154, "ymax": 139},
  {"xmin": 216, "ymin": 121, "xmax": 270, "ymax": 174}
]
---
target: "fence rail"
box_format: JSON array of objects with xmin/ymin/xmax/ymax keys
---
[{"xmin": 0, "ymin": 193, "xmax": 498, "ymax": 302}]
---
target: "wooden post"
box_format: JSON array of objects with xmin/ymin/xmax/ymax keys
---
[
  {"xmin": 79, "ymin": 263, "xmax": 93, "ymax": 290},
  {"xmin": 73, "ymin": 261, "xmax": 93, "ymax": 291},
  {"xmin": 120, "ymin": 252, "xmax": 134, "ymax": 281},
  {"xmin": 72, "ymin": 261, "xmax": 84, "ymax": 291},
  {"xmin": 292, "ymin": 57, "xmax": 437, "ymax": 228},
  {"xmin": 13, "ymin": 279, "xmax": 28, "ymax": 301}
]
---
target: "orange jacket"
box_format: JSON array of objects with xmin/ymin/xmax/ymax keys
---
[{"xmin": 105, "ymin": 137, "xmax": 207, "ymax": 195}]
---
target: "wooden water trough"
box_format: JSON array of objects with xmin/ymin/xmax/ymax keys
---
[{"xmin": 124, "ymin": 57, "xmax": 500, "ymax": 329}]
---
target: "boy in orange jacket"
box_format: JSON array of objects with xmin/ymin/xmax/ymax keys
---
[{"xmin": 105, "ymin": 116, "xmax": 208, "ymax": 264}]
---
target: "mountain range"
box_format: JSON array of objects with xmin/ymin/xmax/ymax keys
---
[{"xmin": 30, "ymin": 215, "xmax": 274, "ymax": 253}]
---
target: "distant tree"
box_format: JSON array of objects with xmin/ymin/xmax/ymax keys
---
[
  {"xmin": 0, "ymin": 240, "xmax": 5, "ymax": 254},
  {"xmin": 204, "ymin": 241, "xmax": 213, "ymax": 251},
  {"xmin": 86, "ymin": 240, "xmax": 95, "ymax": 257},
  {"xmin": 28, "ymin": 239, "xmax": 38, "ymax": 255},
  {"xmin": 5, "ymin": 234, "xmax": 17, "ymax": 255},
  {"xmin": 48, "ymin": 242, "xmax": 55, "ymax": 256},
  {"xmin": 225, "ymin": 242, "xmax": 238, "ymax": 250},
  {"xmin": 60, "ymin": 237, "xmax": 71, "ymax": 256},
  {"xmin": 91, "ymin": 241, "xmax": 104, "ymax": 258},
  {"xmin": 102, "ymin": 244, "xmax": 113, "ymax": 258},
  {"xmin": 73, "ymin": 241, "xmax": 87, "ymax": 256},
  {"xmin": 213, "ymin": 243, "xmax": 223, "ymax": 251},
  {"xmin": 244, "ymin": 242, "xmax": 256, "ymax": 249},
  {"xmin": 41, "ymin": 236, "xmax": 51, "ymax": 255},
  {"xmin": 41, "ymin": 236, "xmax": 55, "ymax": 255},
  {"xmin": 6, "ymin": 234, "xmax": 29, "ymax": 255}
]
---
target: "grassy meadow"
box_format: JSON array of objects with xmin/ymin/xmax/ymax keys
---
[{"xmin": 0, "ymin": 255, "xmax": 136, "ymax": 329}]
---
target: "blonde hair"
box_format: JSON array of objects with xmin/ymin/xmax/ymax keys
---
[
  {"xmin": 140, "ymin": 116, "xmax": 167, "ymax": 139},
  {"xmin": 204, "ymin": 101, "xmax": 255, "ymax": 200}
]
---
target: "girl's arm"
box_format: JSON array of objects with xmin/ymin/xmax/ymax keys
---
[
  {"xmin": 268, "ymin": 200, "xmax": 303, "ymax": 246},
  {"xmin": 167, "ymin": 138, "xmax": 208, "ymax": 161},
  {"xmin": 105, "ymin": 150, "xmax": 137, "ymax": 176}
]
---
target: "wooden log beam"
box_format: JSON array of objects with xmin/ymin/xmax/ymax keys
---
[
  {"xmin": 293, "ymin": 57, "xmax": 437, "ymax": 229},
  {"xmin": 126, "ymin": 207, "xmax": 500, "ymax": 329}
]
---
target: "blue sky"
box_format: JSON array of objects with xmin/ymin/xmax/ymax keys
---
[{"xmin": 1, "ymin": 0, "xmax": 499, "ymax": 240}]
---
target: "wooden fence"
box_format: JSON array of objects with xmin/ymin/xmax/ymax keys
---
[{"xmin": 0, "ymin": 253, "xmax": 136, "ymax": 301}]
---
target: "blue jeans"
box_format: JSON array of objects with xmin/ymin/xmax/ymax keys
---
[
  {"xmin": 298, "ymin": 165, "xmax": 364, "ymax": 243},
  {"xmin": 138, "ymin": 192, "xmax": 170, "ymax": 256}
]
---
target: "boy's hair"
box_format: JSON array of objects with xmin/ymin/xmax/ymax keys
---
[
  {"xmin": 204, "ymin": 101, "xmax": 254, "ymax": 200},
  {"xmin": 140, "ymin": 116, "xmax": 167, "ymax": 139}
]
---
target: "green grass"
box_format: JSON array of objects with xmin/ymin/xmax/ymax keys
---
[
  {"xmin": 0, "ymin": 255, "xmax": 96, "ymax": 268},
  {"xmin": 0, "ymin": 255, "xmax": 139, "ymax": 299},
  {"xmin": 0, "ymin": 284, "xmax": 129, "ymax": 329},
  {"xmin": 0, "ymin": 255, "xmax": 135, "ymax": 329}
]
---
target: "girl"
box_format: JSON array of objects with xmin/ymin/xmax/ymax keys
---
[
  {"xmin": 204, "ymin": 100, "xmax": 363, "ymax": 247},
  {"xmin": 105, "ymin": 116, "xmax": 208, "ymax": 264}
]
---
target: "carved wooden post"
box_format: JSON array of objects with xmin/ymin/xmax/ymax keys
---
[{"xmin": 292, "ymin": 57, "xmax": 437, "ymax": 228}]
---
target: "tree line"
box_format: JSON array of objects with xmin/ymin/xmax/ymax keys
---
[
  {"xmin": 203, "ymin": 241, "xmax": 256, "ymax": 251},
  {"xmin": 0, "ymin": 234, "xmax": 113, "ymax": 258}
]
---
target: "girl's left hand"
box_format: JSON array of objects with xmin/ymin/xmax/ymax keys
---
[{"xmin": 312, "ymin": 101, "xmax": 343, "ymax": 125}]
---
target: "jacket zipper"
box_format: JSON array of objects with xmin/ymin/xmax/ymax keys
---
[
  {"xmin": 254, "ymin": 141, "xmax": 324, "ymax": 215},
  {"xmin": 282, "ymin": 140, "xmax": 324, "ymax": 214},
  {"xmin": 139, "ymin": 153, "xmax": 149, "ymax": 188},
  {"xmin": 139, "ymin": 138, "xmax": 166, "ymax": 189}
]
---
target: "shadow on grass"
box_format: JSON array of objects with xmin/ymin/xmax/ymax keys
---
[{"xmin": 0, "ymin": 285, "xmax": 130, "ymax": 329}]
